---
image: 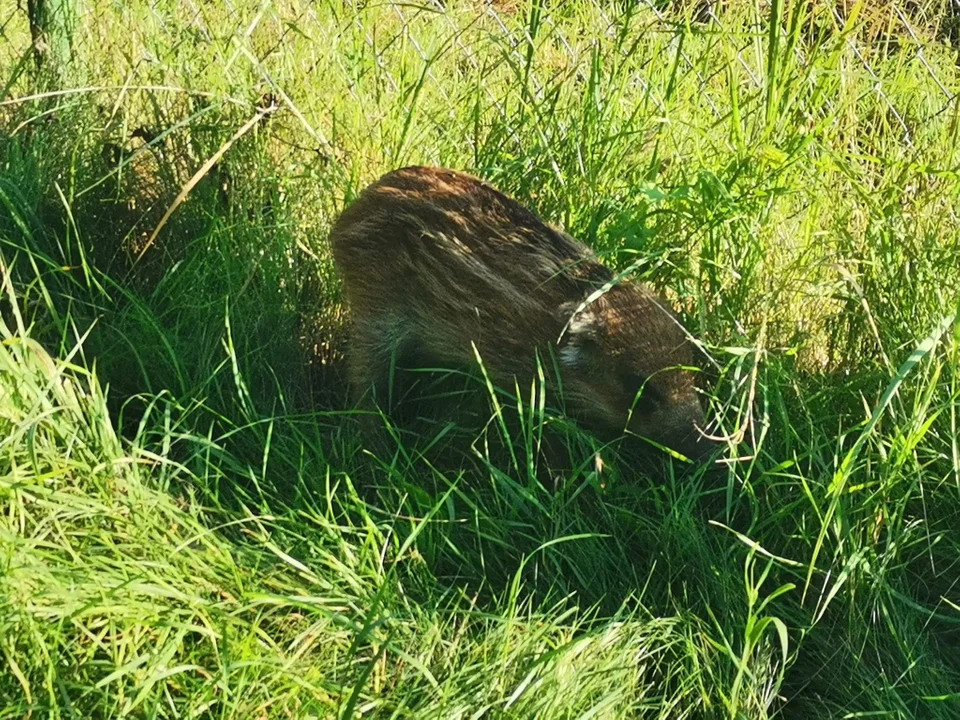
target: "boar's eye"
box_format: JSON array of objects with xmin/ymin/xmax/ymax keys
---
[{"xmin": 622, "ymin": 372, "xmax": 662, "ymax": 413}]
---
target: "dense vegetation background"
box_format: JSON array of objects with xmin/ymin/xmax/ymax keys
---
[{"xmin": 2, "ymin": 0, "xmax": 959, "ymax": 717}]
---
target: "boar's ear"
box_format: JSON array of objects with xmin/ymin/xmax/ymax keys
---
[{"xmin": 557, "ymin": 302, "xmax": 602, "ymax": 370}]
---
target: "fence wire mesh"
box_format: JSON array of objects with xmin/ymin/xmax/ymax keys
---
[
  {"xmin": 2, "ymin": 1, "xmax": 958, "ymax": 370},
  {"xmin": 2, "ymin": 1, "xmax": 957, "ymax": 151}
]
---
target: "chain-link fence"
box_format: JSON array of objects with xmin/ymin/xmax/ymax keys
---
[
  {"xmin": 2, "ymin": 0, "xmax": 959, "ymax": 377},
  {"xmin": 3, "ymin": 1, "xmax": 957, "ymax": 141}
]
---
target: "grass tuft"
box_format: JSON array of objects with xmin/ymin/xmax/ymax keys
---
[{"xmin": 2, "ymin": 0, "xmax": 960, "ymax": 716}]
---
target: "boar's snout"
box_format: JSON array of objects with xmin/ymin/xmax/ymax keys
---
[{"xmin": 631, "ymin": 396, "xmax": 718, "ymax": 464}]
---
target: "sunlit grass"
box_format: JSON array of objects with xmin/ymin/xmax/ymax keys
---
[{"xmin": 1, "ymin": 0, "xmax": 959, "ymax": 717}]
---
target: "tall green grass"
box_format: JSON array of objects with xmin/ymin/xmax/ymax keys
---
[{"xmin": 2, "ymin": 0, "xmax": 960, "ymax": 717}]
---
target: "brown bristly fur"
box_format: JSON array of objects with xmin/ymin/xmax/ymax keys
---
[{"xmin": 330, "ymin": 166, "xmax": 713, "ymax": 463}]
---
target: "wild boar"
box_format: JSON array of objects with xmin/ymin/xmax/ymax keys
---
[{"xmin": 330, "ymin": 166, "xmax": 712, "ymax": 461}]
